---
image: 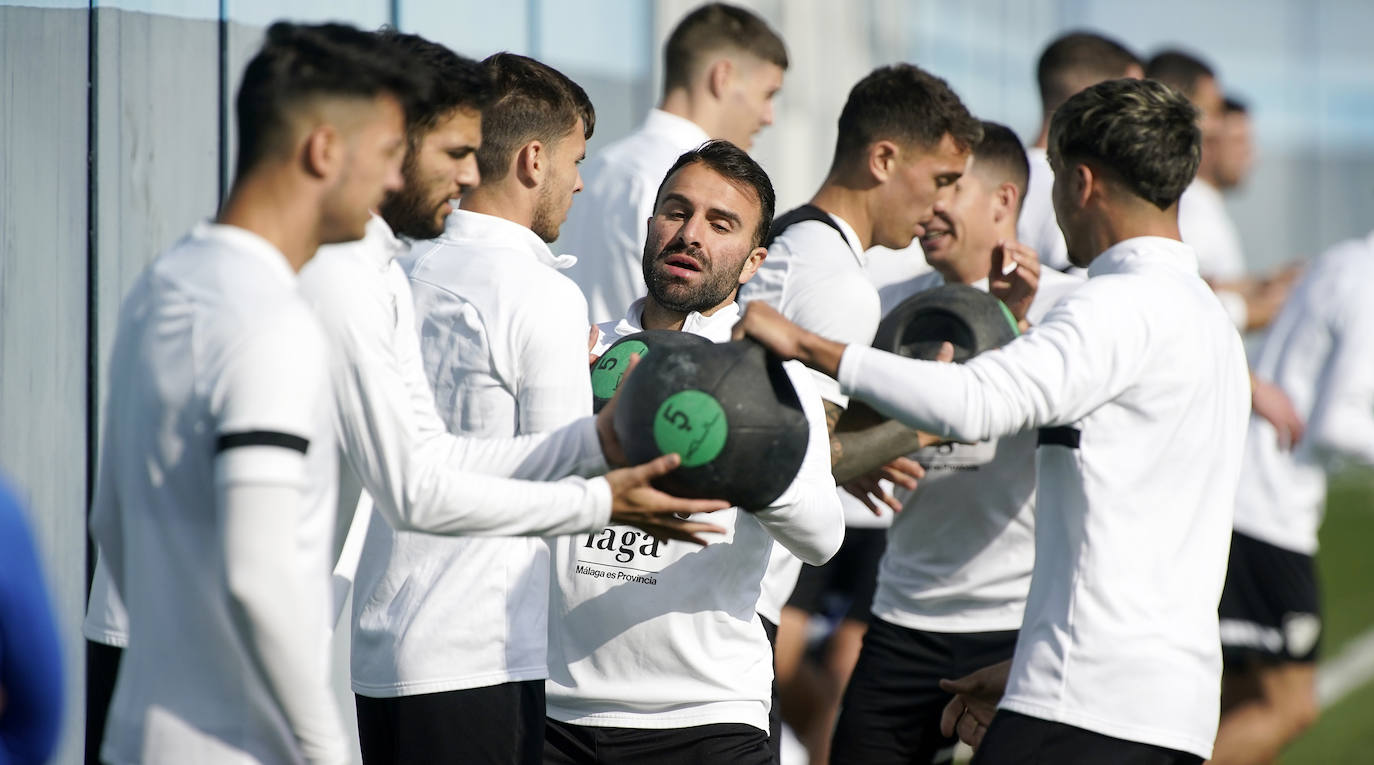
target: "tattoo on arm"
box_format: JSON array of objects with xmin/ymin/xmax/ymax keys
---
[{"xmin": 824, "ymin": 401, "xmax": 845, "ymax": 467}]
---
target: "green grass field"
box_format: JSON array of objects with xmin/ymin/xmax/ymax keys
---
[{"xmin": 1280, "ymin": 470, "xmax": 1374, "ymax": 765}]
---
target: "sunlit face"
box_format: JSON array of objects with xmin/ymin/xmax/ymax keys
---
[
  {"xmin": 873, "ymin": 133, "xmax": 969, "ymax": 250},
  {"xmin": 320, "ymin": 93, "xmax": 406, "ymax": 244},
  {"xmin": 918, "ymin": 161, "xmax": 1000, "ymax": 276},
  {"xmin": 1212, "ymin": 110, "xmax": 1254, "ymax": 191},
  {"xmin": 381, "ymin": 106, "xmax": 482, "ymax": 240},
  {"xmin": 641, "ymin": 161, "xmax": 764, "ymax": 315},
  {"xmin": 1049, "ymin": 153, "xmax": 1095, "ymax": 269},
  {"xmin": 720, "ymin": 58, "xmax": 784, "ymax": 150},
  {"xmin": 530, "ymin": 117, "xmax": 587, "ymax": 243},
  {"xmin": 1192, "ymin": 75, "xmax": 1225, "ymax": 140}
]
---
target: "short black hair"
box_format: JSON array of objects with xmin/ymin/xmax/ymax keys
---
[
  {"xmin": 1049, "ymin": 78, "xmax": 1201, "ymax": 210},
  {"xmin": 476, "ymin": 53, "xmax": 595, "ymax": 183},
  {"xmin": 234, "ymin": 22, "xmax": 418, "ymax": 179},
  {"xmin": 376, "ymin": 29, "xmax": 492, "ymax": 140},
  {"xmin": 831, "ymin": 64, "xmax": 982, "ymax": 171},
  {"xmin": 970, "ymin": 121, "xmax": 1030, "ymax": 213},
  {"xmin": 1036, "ymin": 31, "xmax": 1141, "ymax": 114},
  {"xmin": 655, "ymin": 140, "xmax": 776, "ymax": 248},
  {"xmin": 663, "ymin": 3, "xmax": 788, "ymax": 92},
  {"xmin": 1145, "ymin": 50, "xmax": 1215, "ymax": 101}
]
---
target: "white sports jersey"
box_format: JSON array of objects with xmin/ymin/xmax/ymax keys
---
[
  {"xmin": 1016, "ymin": 147, "xmax": 1073, "ymax": 273},
  {"xmin": 546, "ymin": 300, "xmax": 844, "ymax": 732},
  {"xmin": 89, "ymin": 223, "xmax": 345, "ymax": 765},
  {"xmin": 559, "ymin": 109, "xmax": 712, "ymax": 323},
  {"xmin": 837, "ymin": 236, "xmax": 1250, "ymax": 759},
  {"xmin": 1232, "ymin": 231, "xmax": 1374, "ymax": 555},
  {"xmin": 349, "ymin": 210, "xmax": 594, "ymax": 697},
  {"xmin": 872, "ymin": 268, "xmax": 1081, "ymax": 633}
]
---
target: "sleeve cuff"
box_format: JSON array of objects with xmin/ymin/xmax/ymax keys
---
[{"xmin": 837, "ymin": 344, "xmax": 871, "ymax": 399}]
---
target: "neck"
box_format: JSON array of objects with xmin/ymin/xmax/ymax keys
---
[
  {"xmin": 1033, "ymin": 118, "xmax": 1050, "ymax": 149},
  {"xmin": 1082, "ymin": 204, "xmax": 1182, "ymax": 265},
  {"xmin": 216, "ymin": 169, "xmax": 322, "ymax": 272},
  {"xmin": 809, "ymin": 180, "xmax": 874, "ymax": 250},
  {"xmin": 458, "ymin": 182, "xmax": 536, "ymax": 231},
  {"xmin": 659, "ymin": 88, "xmax": 717, "ymax": 138}
]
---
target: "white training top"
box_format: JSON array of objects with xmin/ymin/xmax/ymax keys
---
[
  {"xmin": 348, "ymin": 210, "xmax": 594, "ymax": 697},
  {"xmin": 837, "ymin": 236, "xmax": 1250, "ymax": 759},
  {"xmin": 559, "ymin": 109, "xmax": 712, "ymax": 323},
  {"xmin": 546, "ymin": 300, "xmax": 845, "ymax": 732},
  {"xmin": 872, "ymin": 268, "xmax": 1081, "ymax": 633},
  {"xmin": 89, "ymin": 223, "xmax": 346, "ymax": 765},
  {"xmin": 1017, "ymin": 147, "xmax": 1074, "ymax": 274},
  {"xmin": 1178, "ymin": 179, "xmax": 1248, "ymax": 328},
  {"xmin": 865, "ymin": 243, "xmax": 935, "ymax": 317},
  {"xmin": 1232, "ymin": 231, "xmax": 1374, "ymax": 555}
]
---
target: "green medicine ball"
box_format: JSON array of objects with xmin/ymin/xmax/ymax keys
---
[
  {"xmin": 590, "ymin": 330, "xmax": 713, "ymax": 413},
  {"xmin": 613, "ymin": 339, "xmax": 810, "ymax": 510},
  {"xmin": 873, "ymin": 283, "xmax": 1020, "ymax": 362}
]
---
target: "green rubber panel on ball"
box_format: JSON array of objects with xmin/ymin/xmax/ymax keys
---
[
  {"xmin": 591, "ymin": 340, "xmax": 649, "ymax": 399},
  {"xmin": 653, "ymin": 390, "xmax": 728, "ymax": 467},
  {"xmin": 997, "ymin": 301, "xmax": 1022, "ymax": 336}
]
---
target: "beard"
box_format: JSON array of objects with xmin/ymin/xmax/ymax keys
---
[
  {"xmin": 641, "ymin": 240, "xmax": 744, "ymax": 315},
  {"xmin": 529, "ymin": 182, "xmax": 562, "ymax": 243}
]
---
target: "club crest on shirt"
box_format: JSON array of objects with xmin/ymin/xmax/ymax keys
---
[{"xmin": 575, "ymin": 526, "xmax": 668, "ymax": 585}]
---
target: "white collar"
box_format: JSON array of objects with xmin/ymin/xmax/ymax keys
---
[
  {"xmin": 439, "ymin": 208, "xmax": 577, "ymax": 270},
  {"xmin": 361, "ymin": 214, "xmax": 408, "ymax": 270},
  {"xmin": 642, "ymin": 109, "xmax": 712, "ymax": 150},
  {"xmin": 194, "ymin": 222, "xmax": 295, "ymax": 284},
  {"xmin": 613, "ymin": 298, "xmax": 741, "ymax": 344},
  {"xmin": 1087, "ymin": 236, "xmax": 1200, "ymax": 279},
  {"xmin": 828, "ymin": 212, "xmax": 868, "ymax": 267}
]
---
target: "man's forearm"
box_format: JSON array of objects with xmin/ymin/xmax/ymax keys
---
[
  {"xmin": 797, "ymin": 330, "xmax": 848, "ymax": 379},
  {"xmin": 831, "ymin": 420, "xmax": 937, "ymax": 484}
]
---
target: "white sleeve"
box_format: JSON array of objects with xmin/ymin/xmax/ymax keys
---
[
  {"xmin": 1306, "ymin": 298, "xmax": 1374, "ymax": 469},
  {"xmin": 213, "ymin": 315, "xmax": 348, "ymax": 765},
  {"xmin": 749, "ymin": 362, "xmax": 846, "ymax": 565},
  {"xmin": 310, "ymin": 264, "xmax": 611, "ymax": 537},
  {"xmin": 512, "ymin": 277, "xmax": 595, "ymax": 435},
  {"xmin": 837, "ymin": 289, "xmax": 1145, "ymax": 442}
]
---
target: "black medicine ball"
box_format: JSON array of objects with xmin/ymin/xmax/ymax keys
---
[
  {"xmin": 612, "ymin": 339, "xmax": 810, "ymax": 510},
  {"xmin": 590, "ymin": 330, "xmax": 712, "ymax": 413},
  {"xmin": 873, "ymin": 284, "xmax": 1020, "ymax": 362}
]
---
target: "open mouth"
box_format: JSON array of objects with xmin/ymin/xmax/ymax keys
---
[
  {"xmin": 920, "ymin": 229, "xmax": 951, "ymax": 247},
  {"xmin": 662, "ymin": 253, "xmax": 703, "ymax": 274}
]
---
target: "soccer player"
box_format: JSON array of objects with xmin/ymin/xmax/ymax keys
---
[
  {"xmin": 1210, "ymin": 230, "xmax": 1374, "ymax": 764},
  {"xmin": 543, "ymin": 140, "xmax": 844, "ymax": 765},
  {"xmin": 87, "ymin": 23, "xmax": 413, "ymax": 764},
  {"xmin": 1019, "ymin": 32, "xmax": 1142, "ymax": 274},
  {"xmin": 348, "ymin": 53, "xmax": 632, "ymax": 765},
  {"xmin": 736, "ymin": 78, "xmax": 1251, "ymax": 765},
  {"xmin": 738, "ymin": 62, "xmax": 981, "ymax": 764},
  {"xmin": 829, "ymin": 121, "xmax": 1080, "ymax": 764},
  {"xmin": 559, "ymin": 2, "xmax": 787, "ymax": 322}
]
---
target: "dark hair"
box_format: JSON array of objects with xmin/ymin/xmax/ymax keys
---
[
  {"xmin": 1036, "ymin": 31, "xmax": 1142, "ymax": 114},
  {"xmin": 475, "ymin": 53, "xmax": 595, "ymax": 183},
  {"xmin": 831, "ymin": 64, "xmax": 982, "ymax": 170},
  {"xmin": 376, "ymin": 29, "xmax": 492, "ymax": 140},
  {"xmin": 234, "ymin": 22, "xmax": 419, "ymax": 179},
  {"xmin": 1049, "ymin": 78, "xmax": 1201, "ymax": 210},
  {"xmin": 970, "ymin": 121, "xmax": 1030, "ymax": 212},
  {"xmin": 1145, "ymin": 50, "xmax": 1215, "ymax": 102},
  {"xmin": 655, "ymin": 140, "xmax": 776, "ymax": 248},
  {"xmin": 663, "ymin": 3, "xmax": 788, "ymax": 92},
  {"xmin": 1223, "ymin": 96, "xmax": 1248, "ymax": 115}
]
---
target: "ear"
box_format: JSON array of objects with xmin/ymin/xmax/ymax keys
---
[
  {"xmin": 302, "ymin": 124, "xmax": 341, "ymax": 180},
  {"xmin": 1071, "ymin": 163, "xmax": 1094, "ymax": 209},
  {"xmin": 515, "ymin": 140, "xmax": 545, "ymax": 188},
  {"xmin": 737, "ymin": 246, "xmax": 768, "ymax": 285},
  {"xmin": 868, "ymin": 140, "xmax": 899, "ymax": 183},
  {"xmin": 707, "ymin": 58, "xmax": 733, "ymax": 99},
  {"xmin": 991, "ymin": 181, "xmax": 1020, "ymax": 224}
]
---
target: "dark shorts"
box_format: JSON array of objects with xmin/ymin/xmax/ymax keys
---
[
  {"xmin": 972, "ymin": 710, "xmax": 1203, "ymax": 765},
  {"xmin": 761, "ymin": 616, "xmax": 781, "ymax": 764},
  {"xmin": 1218, "ymin": 530, "xmax": 1321, "ymax": 664},
  {"xmin": 86, "ymin": 640, "xmax": 123, "ymax": 765},
  {"xmin": 831, "ymin": 617, "xmax": 1018, "ymax": 764},
  {"xmin": 785, "ymin": 526, "xmax": 886, "ymax": 624},
  {"xmin": 543, "ymin": 718, "xmax": 772, "ymax": 765},
  {"xmin": 356, "ymin": 680, "xmax": 545, "ymax": 765}
]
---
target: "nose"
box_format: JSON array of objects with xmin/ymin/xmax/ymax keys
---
[
  {"xmin": 384, "ymin": 155, "xmax": 405, "ymax": 194},
  {"xmin": 676, "ymin": 213, "xmax": 706, "ymax": 248},
  {"xmin": 456, "ymin": 156, "xmax": 480, "ymax": 198},
  {"xmin": 573, "ymin": 167, "xmax": 584, "ymax": 195},
  {"xmin": 761, "ymin": 99, "xmax": 775, "ymax": 127}
]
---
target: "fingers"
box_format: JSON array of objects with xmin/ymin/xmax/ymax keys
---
[
  {"xmin": 631, "ymin": 452, "xmax": 681, "ymax": 480},
  {"xmin": 841, "ymin": 481, "xmax": 881, "ymax": 515},
  {"xmin": 879, "ymin": 457, "xmax": 924, "ymax": 490},
  {"xmin": 625, "ymin": 485, "xmax": 731, "ymax": 516},
  {"xmin": 939, "ymin": 696, "xmax": 965, "ymax": 738},
  {"xmin": 623, "ymin": 516, "xmax": 728, "ymax": 547},
  {"xmin": 935, "ymin": 341, "xmax": 955, "ymax": 363},
  {"xmin": 959, "ymin": 705, "xmax": 987, "ymax": 748}
]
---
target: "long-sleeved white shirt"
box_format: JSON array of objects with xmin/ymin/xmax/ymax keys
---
[
  {"xmin": 837, "ymin": 236, "xmax": 1250, "ymax": 759},
  {"xmin": 1232, "ymin": 231, "xmax": 1374, "ymax": 555},
  {"xmin": 545, "ymin": 299, "xmax": 844, "ymax": 732},
  {"xmin": 90, "ymin": 223, "xmax": 347, "ymax": 765},
  {"xmin": 558, "ymin": 109, "xmax": 712, "ymax": 323},
  {"xmin": 872, "ymin": 268, "xmax": 1081, "ymax": 633},
  {"xmin": 349, "ymin": 210, "xmax": 595, "ymax": 696}
]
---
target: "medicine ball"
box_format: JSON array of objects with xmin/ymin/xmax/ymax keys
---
[
  {"xmin": 873, "ymin": 284, "xmax": 1020, "ymax": 362},
  {"xmin": 590, "ymin": 330, "xmax": 712, "ymax": 413},
  {"xmin": 612, "ymin": 339, "xmax": 810, "ymax": 510}
]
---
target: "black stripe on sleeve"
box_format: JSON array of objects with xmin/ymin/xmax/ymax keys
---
[
  {"xmin": 215, "ymin": 430, "xmax": 310, "ymax": 454},
  {"xmin": 1036, "ymin": 426, "xmax": 1081, "ymax": 449}
]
